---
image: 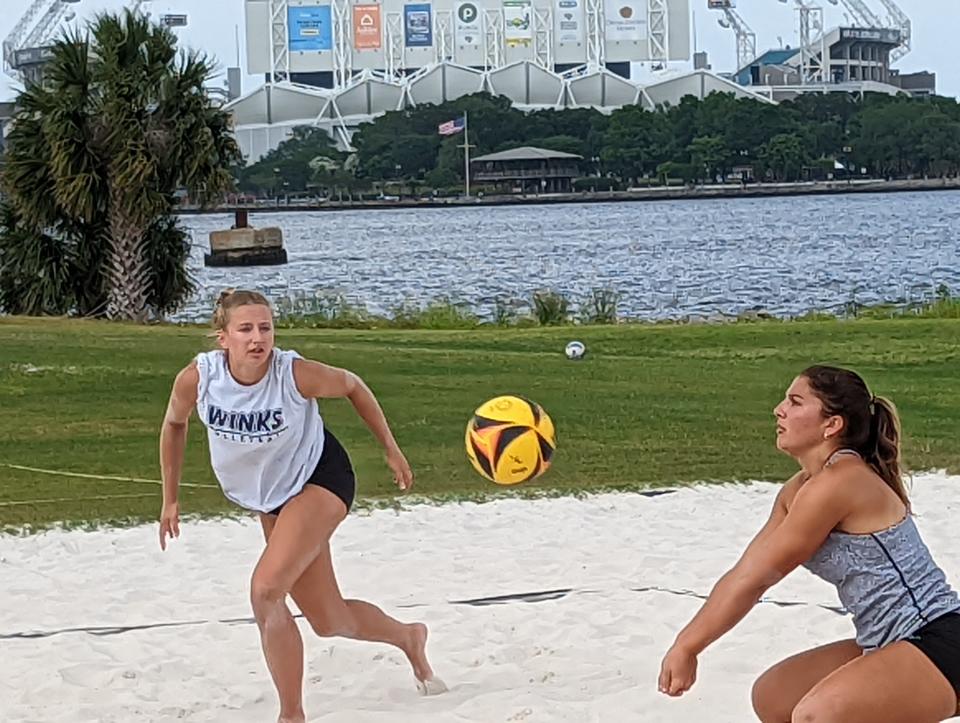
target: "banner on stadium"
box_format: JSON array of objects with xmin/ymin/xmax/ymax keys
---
[
  {"xmin": 604, "ymin": 0, "xmax": 647, "ymax": 42},
  {"xmin": 503, "ymin": 0, "xmax": 532, "ymax": 47},
  {"xmin": 555, "ymin": 0, "xmax": 584, "ymax": 44},
  {"xmin": 288, "ymin": 5, "xmax": 333, "ymax": 51},
  {"xmin": 353, "ymin": 4, "xmax": 382, "ymax": 50},
  {"xmin": 404, "ymin": 3, "xmax": 433, "ymax": 47},
  {"xmin": 455, "ymin": 1, "xmax": 482, "ymax": 45}
]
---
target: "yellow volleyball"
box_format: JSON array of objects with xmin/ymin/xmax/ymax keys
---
[{"xmin": 465, "ymin": 395, "xmax": 556, "ymax": 485}]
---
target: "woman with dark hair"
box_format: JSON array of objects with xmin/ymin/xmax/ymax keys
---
[{"xmin": 658, "ymin": 365, "xmax": 960, "ymax": 722}]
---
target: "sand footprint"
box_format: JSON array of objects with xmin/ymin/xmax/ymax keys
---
[{"xmin": 507, "ymin": 707, "xmax": 534, "ymax": 721}]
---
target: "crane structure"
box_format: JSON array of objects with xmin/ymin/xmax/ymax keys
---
[
  {"xmin": 20, "ymin": 0, "xmax": 80, "ymax": 56},
  {"xmin": 708, "ymin": 1, "xmax": 758, "ymax": 72},
  {"xmin": 825, "ymin": 0, "xmax": 880, "ymax": 28},
  {"xmin": 777, "ymin": 0, "xmax": 828, "ymax": 84},
  {"xmin": 825, "ymin": 0, "xmax": 910, "ymax": 62},
  {"xmin": 2, "ymin": 1, "xmax": 190, "ymax": 85},
  {"xmin": 2, "ymin": 0, "xmax": 82, "ymax": 80},
  {"xmin": 870, "ymin": 0, "xmax": 910, "ymax": 60},
  {"xmin": 826, "ymin": 0, "xmax": 910, "ymax": 61}
]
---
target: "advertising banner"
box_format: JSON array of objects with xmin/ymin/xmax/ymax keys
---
[
  {"xmin": 404, "ymin": 3, "xmax": 434, "ymax": 47},
  {"xmin": 288, "ymin": 5, "xmax": 333, "ymax": 51},
  {"xmin": 555, "ymin": 0, "xmax": 584, "ymax": 44},
  {"xmin": 455, "ymin": 1, "xmax": 482, "ymax": 45},
  {"xmin": 604, "ymin": 0, "xmax": 647, "ymax": 42},
  {"xmin": 503, "ymin": 0, "xmax": 532, "ymax": 47},
  {"xmin": 353, "ymin": 4, "xmax": 382, "ymax": 49}
]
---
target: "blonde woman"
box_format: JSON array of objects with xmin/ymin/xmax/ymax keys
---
[{"xmin": 158, "ymin": 289, "xmax": 445, "ymax": 723}]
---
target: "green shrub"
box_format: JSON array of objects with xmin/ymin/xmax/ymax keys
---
[
  {"xmin": 532, "ymin": 289, "xmax": 570, "ymax": 326},
  {"xmin": 580, "ymin": 287, "xmax": 620, "ymax": 324}
]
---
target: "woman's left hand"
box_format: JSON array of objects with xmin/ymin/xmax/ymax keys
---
[
  {"xmin": 658, "ymin": 643, "xmax": 698, "ymax": 697},
  {"xmin": 385, "ymin": 445, "xmax": 413, "ymax": 491}
]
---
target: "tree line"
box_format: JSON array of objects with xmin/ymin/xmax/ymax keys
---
[{"xmin": 237, "ymin": 90, "xmax": 960, "ymax": 197}]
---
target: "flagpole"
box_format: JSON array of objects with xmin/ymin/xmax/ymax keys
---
[{"xmin": 463, "ymin": 111, "xmax": 471, "ymax": 198}]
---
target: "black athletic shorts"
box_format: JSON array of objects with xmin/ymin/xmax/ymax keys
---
[
  {"xmin": 905, "ymin": 611, "xmax": 960, "ymax": 695},
  {"xmin": 267, "ymin": 429, "xmax": 356, "ymax": 515}
]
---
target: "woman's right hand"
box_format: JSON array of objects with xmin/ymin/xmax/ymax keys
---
[
  {"xmin": 658, "ymin": 642, "xmax": 699, "ymax": 696},
  {"xmin": 159, "ymin": 500, "xmax": 180, "ymax": 551}
]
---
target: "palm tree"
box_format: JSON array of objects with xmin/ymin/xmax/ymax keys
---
[{"xmin": 1, "ymin": 10, "xmax": 240, "ymax": 321}]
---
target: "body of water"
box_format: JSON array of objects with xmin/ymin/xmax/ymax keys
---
[{"xmin": 177, "ymin": 190, "xmax": 960, "ymax": 323}]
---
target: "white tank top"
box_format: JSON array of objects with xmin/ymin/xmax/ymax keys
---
[{"xmin": 194, "ymin": 348, "xmax": 325, "ymax": 512}]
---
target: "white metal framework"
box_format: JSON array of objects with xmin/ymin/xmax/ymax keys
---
[
  {"xmin": 780, "ymin": 0, "xmax": 827, "ymax": 83},
  {"xmin": 434, "ymin": 10, "xmax": 454, "ymax": 62},
  {"xmin": 2, "ymin": 0, "xmax": 81, "ymax": 80},
  {"xmin": 3, "ymin": 0, "xmax": 155, "ymax": 83},
  {"xmin": 871, "ymin": 0, "xmax": 910, "ymax": 60},
  {"xmin": 647, "ymin": 0, "xmax": 670, "ymax": 63},
  {"xmin": 245, "ymin": 0, "xmax": 690, "ymax": 87},
  {"xmin": 332, "ymin": 0, "xmax": 352, "ymax": 87},
  {"xmin": 2, "ymin": 1, "xmax": 199, "ymax": 87},
  {"xmin": 386, "ymin": 11, "xmax": 404, "ymax": 78},
  {"xmin": 3, "ymin": 0, "xmax": 60, "ymax": 73},
  {"xmin": 710, "ymin": 1, "xmax": 757, "ymax": 72},
  {"xmin": 826, "ymin": 0, "xmax": 880, "ymax": 28},
  {"xmin": 585, "ymin": 0, "xmax": 604, "ymax": 69},
  {"xmin": 21, "ymin": 1, "xmax": 76, "ymax": 52},
  {"xmin": 227, "ymin": 65, "xmax": 776, "ymax": 163},
  {"xmin": 824, "ymin": 0, "xmax": 909, "ymax": 61},
  {"xmin": 533, "ymin": 5, "xmax": 552, "ymax": 70},
  {"xmin": 269, "ymin": 0, "xmax": 291, "ymax": 83},
  {"xmin": 483, "ymin": 8, "xmax": 504, "ymax": 70}
]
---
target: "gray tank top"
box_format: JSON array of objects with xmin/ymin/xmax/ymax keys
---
[{"xmin": 801, "ymin": 450, "xmax": 960, "ymax": 649}]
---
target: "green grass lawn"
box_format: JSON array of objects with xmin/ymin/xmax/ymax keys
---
[{"xmin": 1, "ymin": 316, "xmax": 958, "ymax": 531}]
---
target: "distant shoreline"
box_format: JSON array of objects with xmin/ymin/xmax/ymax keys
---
[{"xmin": 175, "ymin": 177, "xmax": 960, "ymax": 216}]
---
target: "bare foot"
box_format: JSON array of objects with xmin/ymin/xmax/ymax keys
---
[
  {"xmin": 403, "ymin": 622, "xmax": 435, "ymax": 683},
  {"xmin": 278, "ymin": 714, "xmax": 305, "ymax": 723}
]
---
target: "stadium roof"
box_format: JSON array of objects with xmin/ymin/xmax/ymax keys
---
[
  {"xmin": 226, "ymin": 66, "xmax": 778, "ymax": 163},
  {"xmin": 747, "ymin": 48, "xmax": 801, "ymax": 70},
  {"xmin": 472, "ymin": 146, "xmax": 583, "ymax": 162}
]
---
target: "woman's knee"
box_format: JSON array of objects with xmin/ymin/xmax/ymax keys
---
[
  {"xmin": 752, "ymin": 670, "xmax": 792, "ymax": 723},
  {"xmin": 250, "ymin": 570, "xmax": 289, "ymax": 612},
  {"xmin": 790, "ymin": 689, "xmax": 847, "ymax": 723}
]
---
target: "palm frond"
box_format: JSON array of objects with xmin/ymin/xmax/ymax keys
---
[
  {"xmin": 2, "ymin": 8, "xmax": 238, "ymax": 321},
  {"xmin": 0, "ymin": 204, "xmax": 78, "ymax": 315}
]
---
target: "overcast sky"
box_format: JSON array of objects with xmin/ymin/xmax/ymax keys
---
[{"xmin": 1, "ymin": 0, "xmax": 956, "ymax": 101}]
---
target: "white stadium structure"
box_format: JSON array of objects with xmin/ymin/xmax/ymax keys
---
[
  {"xmin": 229, "ymin": 0, "xmax": 776, "ymax": 161},
  {"xmin": 3, "ymin": 0, "xmax": 920, "ymax": 164}
]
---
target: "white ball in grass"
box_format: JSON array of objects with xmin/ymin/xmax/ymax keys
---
[{"xmin": 564, "ymin": 340, "xmax": 586, "ymax": 360}]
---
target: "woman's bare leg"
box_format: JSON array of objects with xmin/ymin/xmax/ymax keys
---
[
  {"xmin": 751, "ymin": 639, "xmax": 862, "ymax": 723},
  {"xmin": 793, "ymin": 640, "xmax": 958, "ymax": 722},
  {"xmin": 259, "ymin": 488, "xmax": 442, "ymax": 694},
  {"xmin": 250, "ymin": 486, "xmax": 347, "ymax": 723},
  {"xmin": 291, "ymin": 541, "xmax": 436, "ymax": 682}
]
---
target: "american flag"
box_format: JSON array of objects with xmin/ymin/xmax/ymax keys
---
[{"xmin": 438, "ymin": 116, "xmax": 466, "ymax": 136}]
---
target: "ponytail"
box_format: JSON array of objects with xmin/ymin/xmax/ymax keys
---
[
  {"xmin": 864, "ymin": 396, "xmax": 909, "ymax": 508},
  {"xmin": 802, "ymin": 366, "xmax": 910, "ymax": 507}
]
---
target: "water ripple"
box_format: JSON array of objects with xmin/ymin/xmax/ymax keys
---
[{"xmin": 176, "ymin": 191, "xmax": 960, "ymax": 323}]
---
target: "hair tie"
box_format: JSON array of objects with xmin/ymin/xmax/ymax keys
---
[{"xmin": 869, "ymin": 396, "xmax": 877, "ymax": 416}]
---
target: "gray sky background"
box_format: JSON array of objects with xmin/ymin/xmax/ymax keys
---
[{"xmin": 1, "ymin": 0, "xmax": 956, "ymax": 102}]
